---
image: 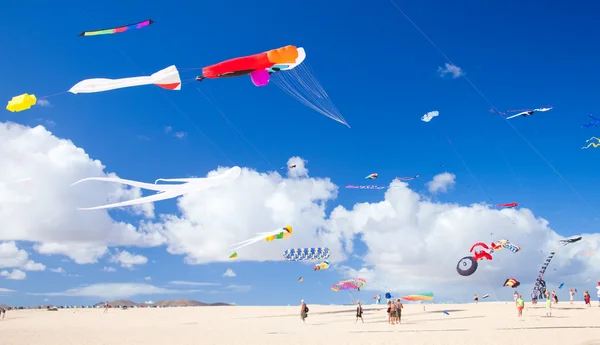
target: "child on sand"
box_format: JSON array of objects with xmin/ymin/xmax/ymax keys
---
[
  {"xmin": 516, "ymin": 295, "xmax": 524, "ymax": 317},
  {"xmin": 584, "ymin": 291, "xmax": 591, "ymax": 307},
  {"xmin": 545, "ymin": 293, "xmax": 552, "ymax": 317}
]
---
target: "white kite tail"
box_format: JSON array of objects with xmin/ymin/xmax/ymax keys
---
[{"xmin": 68, "ymin": 65, "xmax": 181, "ymax": 94}]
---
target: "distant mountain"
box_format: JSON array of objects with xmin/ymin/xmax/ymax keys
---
[{"xmin": 94, "ymin": 299, "xmax": 231, "ymax": 308}]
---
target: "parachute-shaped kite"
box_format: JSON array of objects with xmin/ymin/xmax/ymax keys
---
[
  {"xmin": 298, "ymin": 277, "xmax": 303, "ymax": 283},
  {"xmin": 560, "ymin": 236, "xmax": 582, "ymax": 246},
  {"xmin": 496, "ymin": 202, "xmax": 518, "ymax": 208},
  {"xmin": 365, "ymin": 173, "xmax": 378, "ymax": 180},
  {"xmin": 71, "ymin": 166, "xmax": 241, "ymax": 211},
  {"xmin": 314, "ymin": 260, "xmax": 330, "ymax": 271},
  {"xmin": 506, "ymin": 107, "xmax": 553, "ymax": 120},
  {"xmin": 229, "ymin": 226, "xmax": 292, "ymax": 254},
  {"xmin": 331, "ymin": 278, "xmax": 366, "ymax": 292},
  {"xmin": 400, "ymin": 292, "xmax": 434, "ymax": 301},
  {"xmin": 421, "ymin": 110, "xmax": 439, "ymax": 122},
  {"xmin": 6, "ymin": 93, "xmax": 37, "ymax": 113},
  {"xmin": 283, "ymin": 247, "xmax": 330, "ymax": 261},
  {"xmin": 229, "ymin": 252, "xmax": 238, "ymax": 259},
  {"xmin": 504, "ymin": 278, "xmax": 520, "ymax": 288},
  {"xmin": 78, "ymin": 19, "xmax": 154, "ymax": 37},
  {"xmin": 582, "ymin": 114, "xmax": 600, "ymax": 128}
]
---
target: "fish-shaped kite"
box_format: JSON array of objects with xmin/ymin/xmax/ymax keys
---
[
  {"xmin": 69, "ymin": 65, "xmax": 181, "ymax": 94},
  {"xmin": 421, "ymin": 110, "xmax": 439, "ymax": 122},
  {"xmin": 229, "ymin": 226, "xmax": 292, "ymax": 253},
  {"xmin": 581, "ymin": 114, "xmax": 600, "ymax": 128},
  {"xmin": 71, "ymin": 166, "xmax": 241, "ymax": 210},
  {"xmin": 365, "ymin": 173, "xmax": 378, "ymax": 179},
  {"xmin": 505, "ymin": 107, "xmax": 553, "ymax": 120}
]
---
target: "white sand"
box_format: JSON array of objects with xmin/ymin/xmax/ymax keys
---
[{"xmin": 1, "ymin": 302, "xmax": 599, "ymax": 345}]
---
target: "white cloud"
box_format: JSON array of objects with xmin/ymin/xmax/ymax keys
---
[
  {"xmin": 144, "ymin": 276, "xmax": 151, "ymax": 281},
  {"xmin": 1, "ymin": 269, "xmax": 26, "ymax": 280},
  {"xmin": 226, "ymin": 284, "xmax": 251, "ymax": 293},
  {"xmin": 164, "ymin": 126, "xmax": 172, "ymax": 133},
  {"xmin": 103, "ymin": 266, "xmax": 116, "ymax": 273},
  {"xmin": 27, "ymin": 283, "xmax": 198, "ymax": 300},
  {"xmin": 50, "ymin": 267, "xmax": 65, "ymax": 273},
  {"xmin": 110, "ymin": 250, "xmax": 148, "ymax": 269},
  {"xmin": 426, "ymin": 172, "xmax": 456, "ymax": 194},
  {"xmin": 0, "ymin": 241, "xmax": 46, "ymax": 271},
  {"xmin": 0, "ymin": 123, "xmax": 164, "ymax": 264},
  {"xmin": 286, "ymin": 156, "xmax": 308, "ymax": 178},
  {"xmin": 37, "ymin": 99, "xmax": 51, "ymax": 107},
  {"xmin": 222, "ymin": 268, "xmax": 236, "ymax": 277},
  {"xmin": 168, "ymin": 281, "xmax": 220, "ymax": 286},
  {"xmin": 174, "ymin": 131, "xmax": 187, "ymax": 139},
  {"xmin": 437, "ymin": 63, "xmax": 464, "ymax": 78},
  {"xmin": 0, "ymin": 287, "xmax": 16, "ymax": 293},
  {"xmin": 43, "ymin": 298, "xmax": 49, "ymax": 301}
]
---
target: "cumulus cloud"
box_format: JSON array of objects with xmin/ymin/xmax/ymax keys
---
[
  {"xmin": 1, "ymin": 269, "xmax": 26, "ymax": 280},
  {"xmin": 103, "ymin": 266, "xmax": 116, "ymax": 273},
  {"xmin": 168, "ymin": 281, "xmax": 220, "ymax": 286},
  {"xmin": 426, "ymin": 172, "xmax": 456, "ymax": 194},
  {"xmin": 174, "ymin": 131, "xmax": 187, "ymax": 139},
  {"xmin": 0, "ymin": 241, "xmax": 46, "ymax": 271},
  {"xmin": 0, "ymin": 287, "xmax": 16, "ymax": 294},
  {"xmin": 144, "ymin": 276, "xmax": 151, "ymax": 281},
  {"xmin": 0, "ymin": 123, "xmax": 164, "ymax": 264},
  {"xmin": 110, "ymin": 250, "xmax": 148, "ymax": 269},
  {"xmin": 164, "ymin": 126, "xmax": 172, "ymax": 133},
  {"xmin": 37, "ymin": 99, "xmax": 51, "ymax": 107},
  {"xmin": 286, "ymin": 156, "xmax": 309, "ymax": 178},
  {"xmin": 50, "ymin": 267, "xmax": 65, "ymax": 273},
  {"xmin": 27, "ymin": 283, "xmax": 198, "ymax": 300},
  {"xmin": 437, "ymin": 63, "xmax": 464, "ymax": 79},
  {"xmin": 222, "ymin": 268, "xmax": 236, "ymax": 277}
]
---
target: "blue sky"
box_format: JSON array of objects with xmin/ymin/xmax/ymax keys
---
[{"xmin": 1, "ymin": 0, "xmax": 599, "ymax": 306}]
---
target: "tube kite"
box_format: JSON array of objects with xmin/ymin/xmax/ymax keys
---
[
  {"xmin": 6, "ymin": 93, "xmax": 37, "ymax": 113},
  {"xmin": 560, "ymin": 236, "xmax": 582, "ymax": 246},
  {"xmin": 421, "ymin": 110, "xmax": 439, "ymax": 122},
  {"xmin": 533, "ymin": 251, "xmax": 556, "ymax": 298},
  {"xmin": 283, "ymin": 247, "xmax": 330, "ymax": 261},
  {"xmin": 345, "ymin": 185, "xmax": 387, "ymax": 190},
  {"xmin": 505, "ymin": 107, "xmax": 553, "ymax": 120},
  {"xmin": 196, "ymin": 46, "xmax": 303, "ymax": 87},
  {"xmin": 504, "ymin": 278, "xmax": 520, "ymax": 288},
  {"xmin": 229, "ymin": 226, "xmax": 292, "ymax": 252},
  {"xmin": 71, "ymin": 166, "xmax": 241, "ymax": 211},
  {"xmin": 69, "ymin": 66, "xmax": 181, "ymax": 94},
  {"xmin": 400, "ymin": 292, "xmax": 434, "ymax": 301},
  {"xmin": 582, "ymin": 114, "xmax": 600, "ymax": 128},
  {"xmin": 582, "ymin": 137, "xmax": 600, "ymax": 149},
  {"xmin": 496, "ymin": 202, "xmax": 518, "ymax": 208},
  {"xmin": 78, "ymin": 19, "xmax": 154, "ymax": 37},
  {"xmin": 456, "ymin": 240, "xmax": 520, "ymax": 276}
]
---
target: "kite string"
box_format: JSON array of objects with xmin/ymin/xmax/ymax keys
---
[
  {"xmin": 39, "ymin": 91, "xmax": 69, "ymax": 99},
  {"xmin": 388, "ymin": 0, "xmax": 597, "ymax": 216}
]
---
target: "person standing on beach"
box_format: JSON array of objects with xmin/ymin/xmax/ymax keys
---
[
  {"xmin": 545, "ymin": 292, "xmax": 552, "ymax": 317},
  {"xmin": 396, "ymin": 299, "xmax": 403, "ymax": 324},
  {"xmin": 474, "ymin": 294, "xmax": 478, "ymax": 304},
  {"xmin": 584, "ymin": 291, "xmax": 591, "ymax": 307},
  {"xmin": 386, "ymin": 301, "xmax": 392, "ymax": 324},
  {"xmin": 389, "ymin": 300, "xmax": 397, "ymax": 325},
  {"xmin": 513, "ymin": 291, "xmax": 518, "ymax": 304},
  {"xmin": 516, "ymin": 295, "xmax": 524, "ymax": 317},
  {"xmin": 103, "ymin": 301, "xmax": 109, "ymax": 314},
  {"xmin": 552, "ymin": 290, "xmax": 558, "ymax": 304},
  {"xmin": 1, "ymin": 308, "xmax": 5, "ymax": 320},
  {"xmin": 530, "ymin": 289, "xmax": 537, "ymax": 305},
  {"xmin": 569, "ymin": 289, "xmax": 574, "ymax": 304},
  {"xmin": 300, "ymin": 300, "xmax": 308, "ymax": 322},
  {"xmin": 376, "ymin": 294, "xmax": 381, "ymax": 305},
  {"xmin": 356, "ymin": 301, "xmax": 364, "ymax": 323}
]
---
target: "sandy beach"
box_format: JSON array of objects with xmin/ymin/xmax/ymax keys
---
[{"xmin": 0, "ymin": 302, "xmax": 599, "ymax": 345}]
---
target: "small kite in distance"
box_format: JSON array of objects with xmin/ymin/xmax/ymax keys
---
[
  {"xmin": 421, "ymin": 110, "xmax": 439, "ymax": 122},
  {"xmin": 559, "ymin": 236, "xmax": 582, "ymax": 246},
  {"xmin": 365, "ymin": 173, "xmax": 378, "ymax": 180},
  {"xmin": 78, "ymin": 19, "xmax": 154, "ymax": 36},
  {"xmin": 558, "ymin": 283, "xmax": 564, "ymax": 289},
  {"xmin": 506, "ymin": 107, "xmax": 553, "ymax": 120},
  {"xmin": 396, "ymin": 175, "xmax": 419, "ymax": 181},
  {"xmin": 229, "ymin": 252, "xmax": 238, "ymax": 259},
  {"xmin": 582, "ymin": 137, "xmax": 600, "ymax": 149},
  {"xmin": 229, "ymin": 226, "xmax": 292, "ymax": 252},
  {"xmin": 298, "ymin": 277, "xmax": 303, "ymax": 282},
  {"xmin": 482, "ymin": 294, "xmax": 489, "ymax": 299},
  {"xmin": 582, "ymin": 114, "xmax": 600, "ymax": 128},
  {"xmin": 496, "ymin": 202, "xmax": 518, "ymax": 208}
]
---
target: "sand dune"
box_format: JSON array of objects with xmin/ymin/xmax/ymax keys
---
[{"xmin": 0, "ymin": 302, "xmax": 599, "ymax": 345}]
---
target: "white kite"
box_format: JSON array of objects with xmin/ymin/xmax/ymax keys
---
[
  {"xmin": 506, "ymin": 107, "xmax": 553, "ymax": 120},
  {"xmin": 69, "ymin": 65, "xmax": 181, "ymax": 94},
  {"xmin": 421, "ymin": 110, "xmax": 439, "ymax": 122},
  {"xmin": 71, "ymin": 166, "xmax": 241, "ymax": 210},
  {"xmin": 229, "ymin": 226, "xmax": 293, "ymax": 252}
]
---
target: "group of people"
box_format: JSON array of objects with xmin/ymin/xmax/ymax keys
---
[{"xmin": 386, "ymin": 299, "xmax": 403, "ymax": 324}]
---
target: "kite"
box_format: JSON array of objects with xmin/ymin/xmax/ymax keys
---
[
  {"xmin": 400, "ymin": 292, "xmax": 434, "ymax": 301},
  {"xmin": 279, "ymin": 164, "xmax": 297, "ymax": 170},
  {"xmin": 443, "ymin": 311, "xmax": 449, "ymax": 315},
  {"xmin": 229, "ymin": 226, "xmax": 292, "ymax": 252},
  {"xmin": 385, "ymin": 292, "xmax": 392, "ymax": 299},
  {"xmin": 580, "ymin": 251, "xmax": 594, "ymax": 255},
  {"xmin": 314, "ymin": 260, "xmax": 330, "ymax": 271},
  {"xmin": 456, "ymin": 240, "xmax": 520, "ymax": 276},
  {"xmin": 504, "ymin": 278, "xmax": 520, "ymax": 288},
  {"xmin": 6, "ymin": 93, "xmax": 37, "ymax": 112},
  {"xmin": 496, "ymin": 202, "xmax": 518, "ymax": 208},
  {"xmin": 506, "ymin": 107, "xmax": 553, "ymax": 120},
  {"xmin": 78, "ymin": 19, "xmax": 154, "ymax": 37},
  {"xmin": 365, "ymin": 173, "xmax": 378, "ymax": 180},
  {"xmin": 283, "ymin": 247, "xmax": 330, "ymax": 261},
  {"xmin": 331, "ymin": 278, "xmax": 366, "ymax": 292},
  {"xmin": 489, "ymin": 239, "xmax": 521, "ymax": 254},
  {"xmin": 345, "ymin": 185, "xmax": 387, "ymax": 190},
  {"xmin": 229, "ymin": 252, "xmax": 238, "ymax": 259},
  {"xmin": 558, "ymin": 283, "xmax": 564, "ymax": 289},
  {"xmin": 69, "ymin": 66, "xmax": 181, "ymax": 94},
  {"xmin": 395, "ymin": 175, "xmax": 419, "ymax": 181},
  {"xmin": 71, "ymin": 166, "xmax": 241, "ymax": 210},
  {"xmin": 482, "ymin": 294, "xmax": 490, "ymax": 299},
  {"xmin": 421, "ymin": 110, "xmax": 439, "ymax": 122},
  {"xmin": 582, "ymin": 114, "xmax": 600, "ymax": 128},
  {"xmin": 298, "ymin": 277, "xmax": 303, "ymax": 283},
  {"xmin": 533, "ymin": 251, "xmax": 556, "ymax": 298},
  {"xmin": 582, "ymin": 137, "xmax": 600, "ymax": 149},
  {"xmin": 560, "ymin": 236, "xmax": 582, "ymax": 246}
]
